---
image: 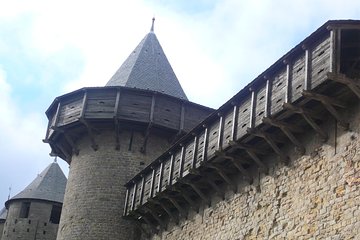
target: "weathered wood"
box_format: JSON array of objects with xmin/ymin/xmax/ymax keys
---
[
  {"xmin": 217, "ymin": 114, "xmax": 224, "ymax": 151},
  {"xmin": 131, "ymin": 182, "xmax": 137, "ymax": 211},
  {"xmin": 149, "ymin": 168, "xmax": 156, "ymax": 198},
  {"xmin": 148, "ymin": 199, "xmax": 178, "ymax": 223},
  {"xmin": 263, "ymin": 117, "xmax": 305, "ymax": 154},
  {"xmin": 79, "ymin": 118, "xmax": 98, "ymax": 151},
  {"xmin": 157, "ymin": 162, "xmax": 164, "ymax": 194},
  {"xmin": 168, "ymin": 154, "xmax": 175, "ymax": 186},
  {"xmin": 163, "ymin": 196, "xmax": 186, "ymax": 218},
  {"xmin": 114, "ymin": 89, "xmax": 121, "ymax": 116},
  {"xmin": 327, "ymin": 72, "xmax": 360, "ymax": 98},
  {"xmin": 191, "ymin": 135, "xmax": 198, "ymax": 169},
  {"xmin": 139, "ymin": 176, "xmax": 145, "ymax": 205},
  {"xmin": 177, "ymin": 178, "xmax": 210, "ymax": 206},
  {"xmin": 206, "ymin": 163, "xmax": 237, "ymax": 192},
  {"xmin": 249, "ymin": 90, "xmax": 256, "ymax": 129},
  {"xmin": 215, "ymin": 151, "xmax": 250, "ymax": 179},
  {"xmin": 123, "ymin": 189, "xmax": 129, "ymax": 216},
  {"xmin": 247, "ymin": 128, "xmax": 289, "ymax": 164},
  {"xmin": 231, "ymin": 104, "xmax": 239, "ymax": 141},
  {"xmin": 264, "ymin": 78, "xmax": 271, "ymax": 117},
  {"xmin": 302, "ymin": 90, "xmax": 348, "ymax": 129},
  {"xmin": 179, "ymin": 146, "xmax": 185, "ymax": 178},
  {"xmin": 143, "ymin": 206, "xmax": 166, "ymax": 229},
  {"xmin": 202, "ymin": 126, "xmax": 209, "ymax": 162},
  {"xmin": 283, "ymin": 103, "xmax": 328, "ymax": 141},
  {"xmin": 80, "ymin": 90, "xmax": 88, "ymax": 118}
]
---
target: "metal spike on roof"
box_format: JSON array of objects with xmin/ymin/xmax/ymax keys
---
[
  {"xmin": 150, "ymin": 17, "xmax": 155, "ymax": 32},
  {"xmin": 5, "ymin": 162, "xmax": 67, "ymax": 207},
  {"xmin": 106, "ymin": 20, "xmax": 188, "ymax": 100}
]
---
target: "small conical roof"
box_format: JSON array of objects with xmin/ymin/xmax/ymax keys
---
[
  {"xmin": 5, "ymin": 162, "xmax": 67, "ymax": 207},
  {"xmin": 0, "ymin": 207, "xmax": 7, "ymax": 221},
  {"xmin": 106, "ymin": 19, "xmax": 188, "ymax": 100}
]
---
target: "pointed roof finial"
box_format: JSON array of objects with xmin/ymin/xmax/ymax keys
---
[{"xmin": 150, "ymin": 17, "xmax": 155, "ymax": 32}]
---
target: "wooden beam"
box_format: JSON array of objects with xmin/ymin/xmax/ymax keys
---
[
  {"xmin": 123, "ymin": 189, "xmax": 129, "ymax": 216},
  {"xmin": 131, "ymin": 182, "xmax": 137, "ymax": 211},
  {"xmin": 139, "ymin": 176, "xmax": 145, "ymax": 205},
  {"xmin": 249, "ymin": 90, "xmax": 256, "ymax": 129},
  {"xmin": 191, "ymin": 135, "xmax": 198, "ymax": 169},
  {"xmin": 327, "ymin": 72, "xmax": 360, "ymax": 99},
  {"xmin": 79, "ymin": 90, "xmax": 88, "ymax": 119},
  {"xmin": 303, "ymin": 47, "xmax": 312, "ymax": 90},
  {"xmin": 228, "ymin": 141, "xmax": 267, "ymax": 154},
  {"xmin": 149, "ymin": 168, "xmax": 156, "ymax": 198},
  {"xmin": 168, "ymin": 154, "xmax": 175, "ymax": 186},
  {"xmin": 302, "ymin": 90, "xmax": 348, "ymax": 129},
  {"xmin": 148, "ymin": 199, "xmax": 178, "ymax": 223},
  {"xmin": 157, "ymin": 162, "xmax": 164, "ymax": 194},
  {"xmin": 179, "ymin": 146, "xmax": 185, "ymax": 178},
  {"xmin": 169, "ymin": 185, "xmax": 198, "ymax": 210},
  {"xmin": 264, "ymin": 78, "xmax": 272, "ymax": 117},
  {"xmin": 284, "ymin": 60, "xmax": 292, "ymax": 103},
  {"xmin": 163, "ymin": 196, "xmax": 187, "ymax": 218},
  {"xmin": 231, "ymin": 104, "xmax": 239, "ymax": 141},
  {"xmin": 114, "ymin": 119, "xmax": 120, "ymax": 150},
  {"xmin": 63, "ymin": 133, "xmax": 79, "ymax": 155},
  {"xmin": 215, "ymin": 151, "xmax": 251, "ymax": 181},
  {"xmin": 177, "ymin": 178, "xmax": 210, "ymax": 206},
  {"xmin": 114, "ymin": 89, "xmax": 121, "ymax": 117},
  {"xmin": 79, "ymin": 118, "xmax": 98, "ymax": 151},
  {"xmin": 202, "ymin": 126, "xmax": 209, "ymax": 162},
  {"xmin": 206, "ymin": 164, "xmax": 237, "ymax": 192},
  {"xmin": 140, "ymin": 123, "xmax": 152, "ymax": 153},
  {"xmin": 141, "ymin": 215, "xmax": 158, "ymax": 234},
  {"xmin": 217, "ymin": 114, "xmax": 224, "ymax": 151},
  {"xmin": 283, "ymin": 103, "xmax": 328, "ymax": 141},
  {"xmin": 143, "ymin": 206, "xmax": 166, "ymax": 229},
  {"xmin": 179, "ymin": 102, "xmax": 185, "ymax": 132},
  {"xmin": 262, "ymin": 117, "xmax": 305, "ymax": 154}
]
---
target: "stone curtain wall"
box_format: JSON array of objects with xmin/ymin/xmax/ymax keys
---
[{"xmin": 152, "ymin": 104, "xmax": 360, "ymax": 240}]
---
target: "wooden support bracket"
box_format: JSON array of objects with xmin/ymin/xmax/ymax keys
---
[
  {"xmin": 228, "ymin": 141, "xmax": 268, "ymax": 173},
  {"xmin": 141, "ymin": 214, "xmax": 159, "ymax": 234},
  {"xmin": 64, "ymin": 133, "xmax": 80, "ymax": 155},
  {"xmin": 302, "ymin": 90, "xmax": 349, "ymax": 129},
  {"xmin": 327, "ymin": 72, "xmax": 360, "ymax": 98},
  {"xmin": 262, "ymin": 117, "xmax": 305, "ymax": 154},
  {"xmin": 177, "ymin": 178, "xmax": 210, "ymax": 206},
  {"xmin": 215, "ymin": 151, "xmax": 251, "ymax": 182},
  {"xmin": 247, "ymin": 128, "xmax": 289, "ymax": 164},
  {"xmin": 205, "ymin": 163, "xmax": 237, "ymax": 193},
  {"xmin": 283, "ymin": 103, "xmax": 328, "ymax": 141},
  {"xmin": 143, "ymin": 206, "xmax": 167, "ymax": 229},
  {"xmin": 168, "ymin": 185, "xmax": 198, "ymax": 211},
  {"xmin": 114, "ymin": 118, "xmax": 120, "ymax": 150},
  {"xmin": 140, "ymin": 123, "xmax": 153, "ymax": 154},
  {"xmin": 162, "ymin": 196, "xmax": 187, "ymax": 219},
  {"xmin": 148, "ymin": 199, "xmax": 178, "ymax": 223},
  {"xmin": 79, "ymin": 118, "xmax": 98, "ymax": 151}
]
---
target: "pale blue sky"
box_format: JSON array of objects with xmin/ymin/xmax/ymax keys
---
[{"xmin": 1, "ymin": 0, "xmax": 360, "ymax": 206}]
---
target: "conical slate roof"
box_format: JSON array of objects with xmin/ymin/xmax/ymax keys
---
[
  {"xmin": 106, "ymin": 20, "xmax": 188, "ymax": 100},
  {"xmin": 5, "ymin": 162, "xmax": 67, "ymax": 207}
]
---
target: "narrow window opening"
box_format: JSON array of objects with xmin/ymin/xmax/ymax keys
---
[
  {"xmin": 49, "ymin": 205, "xmax": 61, "ymax": 224},
  {"xmin": 19, "ymin": 202, "xmax": 30, "ymax": 218}
]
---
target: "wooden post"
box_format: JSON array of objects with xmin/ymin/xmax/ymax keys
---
[
  {"xmin": 303, "ymin": 45, "xmax": 312, "ymax": 90},
  {"xmin": 231, "ymin": 104, "xmax": 238, "ymax": 141},
  {"xmin": 249, "ymin": 90, "xmax": 256, "ymax": 129},
  {"xmin": 114, "ymin": 89, "xmax": 121, "ymax": 117},
  {"xmin": 157, "ymin": 162, "xmax": 164, "ymax": 193},
  {"xmin": 80, "ymin": 90, "xmax": 88, "ymax": 118},
  {"xmin": 191, "ymin": 135, "xmax": 198, "ymax": 169},
  {"xmin": 149, "ymin": 168, "xmax": 155, "ymax": 198},
  {"xmin": 179, "ymin": 103, "xmax": 185, "ymax": 132},
  {"xmin": 168, "ymin": 154, "xmax": 174, "ymax": 186},
  {"xmin": 179, "ymin": 146, "xmax": 185, "ymax": 178},
  {"xmin": 139, "ymin": 176, "xmax": 145, "ymax": 205},
  {"xmin": 264, "ymin": 78, "xmax": 271, "ymax": 118},
  {"xmin": 123, "ymin": 188, "xmax": 129, "ymax": 216},
  {"xmin": 202, "ymin": 126, "xmax": 209, "ymax": 162},
  {"xmin": 217, "ymin": 114, "xmax": 224, "ymax": 151},
  {"xmin": 284, "ymin": 60, "xmax": 292, "ymax": 103},
  {"xmin": 53, "ymin": 101, "xmax": 62, "ymax": 128},
  {"xmin": 131, "ymin": 182, "xmax": 137, "ymax": 211},
  {"xmin": 329, "ymin": 28, "xmax": 341, "ymax": 73}
]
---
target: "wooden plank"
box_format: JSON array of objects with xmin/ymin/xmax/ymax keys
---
[
  {"xmin": 168, "ymin": 154, "xmax": 175, "ymax": 186},
  {"xmin": 236, "ymin": 97, "xmax": 251, "ymax": 139},
  {"xmin": 123, "ymin": 188, "xmax": 129, "ymax": 216},
  {"xmin": 114, "ymin": 89, "xmax": 121, "ymax": 116},
  {"xmin": 249, "ymin": 90, "xmax": 256, "ymax": 129},
  {"xmin": 217, "ymin": 115, "xmax": 224, "ymax": 151},
  {"xmin": 157, "ymin": 162, "xmax": 164, "ymax": 194},
  {"xmin": 178, "ymin": 146, "xmax": 185, "ymax": 178},
  {"xmin": 131, "ymin": 182, "xmax": 137, "ymax": 211},
  {"xmin": 202, "ymin": 127, "xmax": 209, "ymax": 162},
  {"xmin": 231, "ymin": 105, "xmax": 239, "ymax": 141},
  {"xmin": 149, "ymin": 168, "xmax": 156, "ymax": 198},
  {"xmin": 264, "ymin": 78, "xmax": 271, "ymax": 117},
  {"xmin": 285, "ymin": 61, "xmax": 292, "ymax": 103},
  {"xmin": 139, "ymin": 176, "xmax": 145, "ymax": 205},
  {"xmin": 191, "ymin": 135, "xmax": 198, "ymax": 169},
  {"xmin": 270, "ymin": 69, "xmax": 287, "ymax": 115},
  {"xmin": 80, "ymin": 90, "xmax": 88, "ymax": 118},
  {"xmin": 291, "ymin": 54, "xmax": 306, "ymax": 101}
]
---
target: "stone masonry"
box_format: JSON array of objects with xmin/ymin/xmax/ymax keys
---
[
  {"xmin": 57, "ymin": 130, "xmax": 172, "ymax": 240},
  {"xmin": 151, "ymin": 103, "xmax": 360, "ymax": 239}
]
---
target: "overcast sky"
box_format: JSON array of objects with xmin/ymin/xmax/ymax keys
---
[{"xmin": 1, "ymin": 0, "xmax": 360, "ymax": 206}]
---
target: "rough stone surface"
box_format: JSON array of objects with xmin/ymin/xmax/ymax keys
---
[
  {"xmin": 150, "ymin": 104, "xmax": 360, "ymax": 240},
  {"xmin": 1, "ymin": 200, "xmax": 60, "ymax": 240},
  {"xmin": 57, "ymin": 130, "xmax": 172, "ymax": 240}
]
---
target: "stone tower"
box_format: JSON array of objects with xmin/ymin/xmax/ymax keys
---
[
  {"xmin": 44, "ymin": 20, "xmax": 213, "ymax": 240},
  {"xmin": 1, "ymin": 162, "xmax": 67, "ymax": 240},
  {"xmin": 0, "ymin": 208, "xmax": 7, "ymax": 239}
]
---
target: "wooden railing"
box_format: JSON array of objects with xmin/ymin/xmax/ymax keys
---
[{"xmin": 123, "ymin": 22, "xmax": 359, "ymax": 220}]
